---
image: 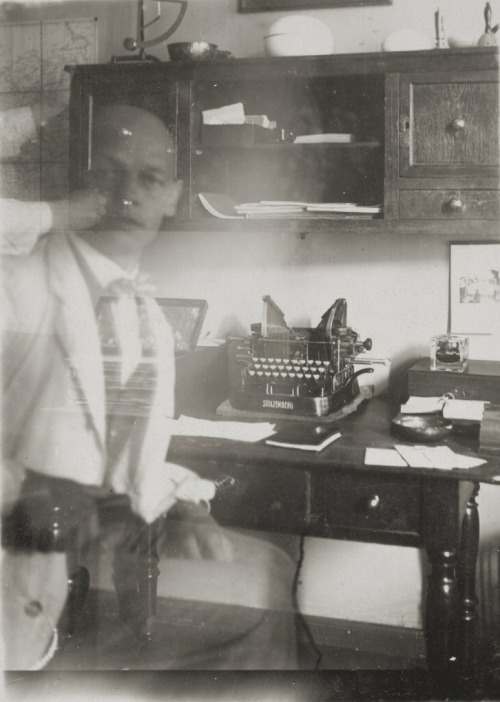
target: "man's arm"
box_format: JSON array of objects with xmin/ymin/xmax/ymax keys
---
[{"xmin": 0, "ymin": 191, "xmax": 106, "ymax": 255}]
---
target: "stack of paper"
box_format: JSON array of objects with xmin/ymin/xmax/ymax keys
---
[
  {"xmin": 235, "ymin": 201, "xmax": 307, "ymax": 216},
  {"xmin": 171, "ymin": 415, "xmax": 276, "ymax": 443},
  {"xmin": 443, "ymin": 399, "xmax": 488, "ymax": 422},
  {"xmin": 198, "ymin": 193, "xmax": 383, "ymax": 219},
  {"xmin": 400, "ymin": 396, "xmax": 446, "ymax": 414},
  {"xmin": 400, "ymin": 396, "xmax": 489, "ymax": 422},
  {"xmin": 306, "ymin": 203, "xmax": 383, "ymax": 214},
  {"xmin": 294, "ymin": 133, "xmax": 354, "ymax": 144}
]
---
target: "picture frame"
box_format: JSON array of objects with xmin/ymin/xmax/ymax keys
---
[
  {"xmin": 450, "ymin": 243, "xmax": 500, "ymax": 335},
  {"xmin": 238, "ymin": 0, "xmax": 392, "ymax": 12},
  {"xmin": 96, "ymin": 297, "xmax": 208, "ymax": 357},
  {"xmin": 156, "ymin": 298, "xmax": 208, "ymax": 353}
]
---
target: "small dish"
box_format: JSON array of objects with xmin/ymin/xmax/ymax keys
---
[
  {"xmin": 167, "ymin": 42, "xmax": 218, "ymax": 62},
  {"xmin": 391, "ymin": 414, "xmax": 453, "ymax": 443}
]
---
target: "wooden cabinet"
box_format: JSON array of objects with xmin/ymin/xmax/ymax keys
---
[
  {"xmin": 68, "ymin": 46, "xmax": 498, "ymax": 235},
  {"xmin": 396, "ymin": 68, "xmax": 499, "ymax": 228}
]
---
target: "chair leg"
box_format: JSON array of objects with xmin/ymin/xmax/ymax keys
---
[
  {"xmin": 65, "ymin": 565, "xmax": 91, "ymax": 637},
  {"xmin": 59, "ymin": 528, "xmax": 90, "ymax": 637}
]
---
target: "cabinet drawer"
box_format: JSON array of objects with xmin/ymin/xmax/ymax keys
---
[
  {"xmin": 320, "ymin": 472, "xmax": 421, "ymax": 541},
  {"xmin": 206, "ymin": 463, "xmax": 310, "ymax": 534},
  {"xmin": 399, "ymin": 189, "xmax": 499, "ymax": 220}
]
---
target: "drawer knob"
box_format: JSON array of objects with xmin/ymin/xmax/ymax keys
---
[
  {"xmin": 446, "ymin": 196, "xmax": 465, "ymax": 213},
  {"xmin": 449, "ymin": 118, "xmax": 465, "ymax": 133},
  {"xmin": 365, "ymin": 495, "xmax": 380, "ymax": 510}
]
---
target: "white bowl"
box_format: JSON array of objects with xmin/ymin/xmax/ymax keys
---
[
  {"xmin": 382, "ymin": 29, "xmax": 433, "ymax": 52},
  {"xmin": 447, "ymin": 35, "xmax": 473, "ymax": 48},
  {"xmin": 264, "ymin": 32, "xmax": 333, "ymax": 57},
  {"xmin": 264, "ymin": 15, "xmax": 333, "ymax": 57}
]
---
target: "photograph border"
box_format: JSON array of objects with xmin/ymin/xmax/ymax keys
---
[{"xmin": 450, "ymin": 242, "xmax": 500, "ymax": 336}]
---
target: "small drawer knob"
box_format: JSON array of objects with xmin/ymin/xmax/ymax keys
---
[
  {"xmin": 450, "ymin": 118, "xmax": 465, "ymax": 133},
  {"xmin": 365, "ymin": 495, "xmax": 380, "ymax": 510},
  {"xmin": 446, "ymin": 196, "xmax": 465, "ymax": 213}
]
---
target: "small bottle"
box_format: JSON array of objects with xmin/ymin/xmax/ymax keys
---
[{"xmin": 430, "ymin": 334, "xmax": 469, "ymax": 373}]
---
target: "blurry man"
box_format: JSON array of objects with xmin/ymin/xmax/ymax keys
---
[{"xmin": 1, "ymin": 104, "xmax": 297, "ymax": 671}]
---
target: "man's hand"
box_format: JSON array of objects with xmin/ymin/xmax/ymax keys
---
[
  {"xmin": 163, "ymin": 501, "xmax": 234, "ymax": 562},
  {"xmin": 49, "ymin": 189, "xmax": 106, "ymax": 231}
]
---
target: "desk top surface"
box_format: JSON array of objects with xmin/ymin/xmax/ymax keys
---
[{"xmin": 168, "ymin": 396, "xmax": 500, "ymax": 484}]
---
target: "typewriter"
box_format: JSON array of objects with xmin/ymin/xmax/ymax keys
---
[{"xmin": 227, "ymin": 296, "xmax": 374, "ymax": 417}]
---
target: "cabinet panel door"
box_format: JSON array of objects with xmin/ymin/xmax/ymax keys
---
[{"xmin": 400, "ymin": 71, "xmax": 499, "ymax": 178}]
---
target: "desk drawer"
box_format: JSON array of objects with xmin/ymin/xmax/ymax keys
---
[
  {"xmin": 203, "ymin": 462, "xmax": 310, "ymax": 533},
  {"xmin": 399, "ymin": 190, "xmax": 499, "ymax": 220},
  {"xmin": 318, "ymin": 472, "xmax": 421, "ymax": 543}
]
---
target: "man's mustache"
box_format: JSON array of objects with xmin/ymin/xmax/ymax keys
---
[{"xmin": 99, "ymin": 214, "xmax": 143, "ymax": 229}]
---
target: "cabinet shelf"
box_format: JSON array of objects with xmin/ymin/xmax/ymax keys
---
[{"xmin": 195, "ymin": 141, "xmax": 382, "ymax": 151}]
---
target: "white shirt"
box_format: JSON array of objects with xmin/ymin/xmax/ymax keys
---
[
  {"xmin": 69, "ymin": 234, "xmax": 216, "ymax": 520},
  {"xmin": 70, "ymin": 234, "xmax": 144, "ymax": 384}
]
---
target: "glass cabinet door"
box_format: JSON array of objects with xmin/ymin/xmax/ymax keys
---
[
  {"xmin": 69, "ymin": 73, "xmax": 184, "ymax": 213},
  {"xmin": 191, "ymin": 72, "xmax": 385, "ymax": 222}
]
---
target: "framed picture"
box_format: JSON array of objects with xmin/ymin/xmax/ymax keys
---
[
  {"xmin": 450, "ymin": 243, "xmax": 500, "ymax": 335},
  {"xmin": 156, "ymin": 298, "xmax": 208, "ymax": 354},
  {"xmin": 96, "ymin": 297, "xmax": 208, "ymax": 356},
  {"xmin": 238, "ymin": 0, "xmax": 392, "ymax": 11}
]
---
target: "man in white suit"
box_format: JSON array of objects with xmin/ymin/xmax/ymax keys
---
[{"xmin": 1, "ymin": 105, "xmax": 297, "ymax": 671}]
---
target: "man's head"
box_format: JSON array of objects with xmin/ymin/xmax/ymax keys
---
[{"xmin": 84, "ymin": 104, "xmax": 182, "ymax": 264}]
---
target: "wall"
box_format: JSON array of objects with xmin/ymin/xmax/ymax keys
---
[{"xmin": 3, "ymin": 0, "xmax": 499, "ymax": 629}]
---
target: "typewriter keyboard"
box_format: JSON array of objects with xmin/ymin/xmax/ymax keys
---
[{"xmin": 244, "ymin": 357, "xmax": 351, "ymax": 397}]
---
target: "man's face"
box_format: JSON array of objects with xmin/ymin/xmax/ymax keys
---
[{"xmin": 88, "ymin": 111, "xmax": 181, "ymax": 255}]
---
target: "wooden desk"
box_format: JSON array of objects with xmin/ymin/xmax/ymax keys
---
[{"xmin": 168, "ymin": 396, "xmax": 500, "ymax": 685}]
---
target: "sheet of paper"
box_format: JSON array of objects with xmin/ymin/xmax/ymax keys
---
[
  {"xmin": 172, "ymin": 415, "xmax": 276, "ymax": 443},
  {"xmin": 364, "ymin": 448, "xmax": 408, "ymax": 467},
  {"xmin": 443, "ymin": 399, "xmax": 489, "ymax": 422},
  {"xmin": 202, "ymin": 102, "xmax": 245, "ymax": 125},
  {"xmin": 394, "ymin": 444, "xmax": 486, "ymax": 470},
  {"xmin": 400, "ymin": 396, "xmax": 446, "ymax": 414},
  {"xmin": 452, "ymin": 453, "xmax": 487, "ymax": 469},
  {"xmin": 394, "ymin": 444, "xmax": 440, "ymax": 468}
]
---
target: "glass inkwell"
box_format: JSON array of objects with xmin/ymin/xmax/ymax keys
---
[{"xmin": 430, "ymin": 334, "xmax": 469, "ymax": 373}]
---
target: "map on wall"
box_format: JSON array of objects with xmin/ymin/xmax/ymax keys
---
[{"xmin": 0, "ymin": 18, "xmax": 97, "ymax": 202}]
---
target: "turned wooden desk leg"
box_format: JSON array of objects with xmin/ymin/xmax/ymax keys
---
[
  {"xmin": 458, "ymin": 482, "xmax": 480, "ymax": 677},
  {"xmin": 113, "ymin": 515, "xmax": 162, "ymax": 641},
  {"xmin": 424, "ymin": 547, "xmax": 460, "ymax": 675}
]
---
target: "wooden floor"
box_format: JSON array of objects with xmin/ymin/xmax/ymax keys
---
[
  {"xmin": 4, "ymin": 590, "xmax": 499, "ymax": 702},
  {"xmin": 3, "ymin": 591, "xmax": 500, "ymax": 702}
]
